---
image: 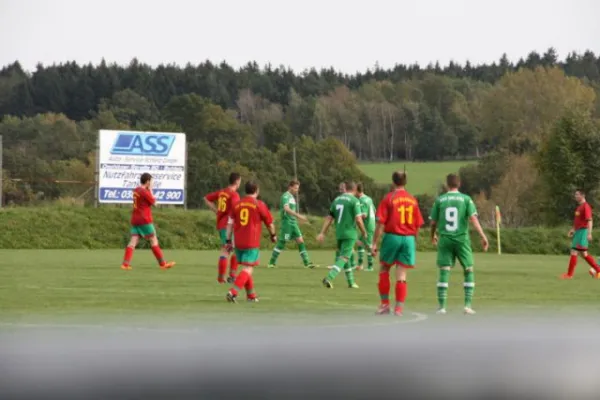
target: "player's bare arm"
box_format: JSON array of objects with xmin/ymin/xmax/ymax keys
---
[
  {"xmin": 430, "ymin": 220, "xmax": 438, "ymax": 245},
  {"xmin": 317, "ymin": 216, "xmax": 333, "ymax": 242},
  {"xmin": 283, "ymin": 204, "xmax": 308, "ymax": 222},
  {"xmin": 204, "ymin": 196, "xmax": 218, "ymax": 214},
  {"xmin": 371, "ymin": 223, "xmax": 385, "ymax": 255},
  {"xmin": 355, "ymin": 215, "xmax": 367, "ymax": 238},
  {"xmin": 267, "ymin": 223, "xmax": 277, "ymax": 243},
  {"xmin": 469, "ymin": 215, "xmax": 489, "ymax": 251},
  {"xmin": 587, "ymin": 219, "xmax": 593, "ymax": 241}
]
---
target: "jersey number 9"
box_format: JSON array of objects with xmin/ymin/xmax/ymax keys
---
[{"xmin": 240, "ymin": 208, "xmax": 250, "ymax": 226}]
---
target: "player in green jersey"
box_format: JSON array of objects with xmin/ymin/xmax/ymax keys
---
[
  {"xmin": 326, "ymin": 181, "xmax": 359, "ymax": 271},
  {"xmin": 356, "ymin": 183, "xmax": 376, "ymax": 271},
  {"xmin": 429, "ymin": 173, "xmax": 489, "ymax": 315},
  {"xmin": 267, "ymin": 180, "xmax": 317, "ymax": 269},
  {"xmin": 317, "ymin": 181, "xmax": 367, "ymax": 289}
]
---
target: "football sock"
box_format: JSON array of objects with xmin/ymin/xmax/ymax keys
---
[
  {"xmin": 367, "ymin": 250, "xmax": 374, "ymax": 269},
  {"xmin": 349, "ymin": 251, "xmax": 356, "ymax": 269},
  {"xmin": 229, "ymin": 254, "xmax": 238, "ymax": 278},
  {"xmin": 464, "ymin": 268, "xmax": 475, "ymax": 308},
  {"xmin": 268, "ymin": 241, "xmax": 285, "ymax": 265},
  {"xmin": 231, "ymin": 269, "xmax": 250, "ymax": 296},
  {"xmin": 343, "ymin": 261, "xmax": 355, "ymax": 286},
  {"xmin": 357, "ymin": 247, "xmax": 365, "ymax": 265},
  {"xmin": 378, "ymin": 270, "xmax": 390, "ymax": 305},
  {"xmin": 298, "ymin": 242, "xmax": 310, "ymax": 266},
  {"xmin": 326, "ymin": 257, "xmax": 347, "ymax": 281},
  {"xmin": 123, "ymin": 246, "xmax": 134, "ymax": 266},
  {"xmin": 437, "ymin": 268, "xmax": 450, "ymax": 309},
  {"xmin": 395, "ymin": 281, "xmax": 407, "ymax": 307},
  {"xmin": 584, "ymin": 254, "xmax": 600, "ymax": 273},
  {"xmin": 151, "ymin": 245, "xmax": 165, "ymax": 265},
  {"xmin": 245, "ymin": 275, "xmax": 256, "ymax": 299},
  {"xmin": 567, "ymin": 255, "xmax": 577, "ymax": 276},
  {"xmin": 218, "ymin": 256, "xmax": 228, "ymax": 281}
]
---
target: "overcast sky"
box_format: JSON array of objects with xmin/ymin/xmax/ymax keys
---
[{"xmin": 1, "ymin": 0, "xmax": 599, "ymax": 74}]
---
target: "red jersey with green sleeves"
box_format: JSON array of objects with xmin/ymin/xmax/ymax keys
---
[
  {"xmin": 229, "ymin": 196, "xmax": 273, "ymax": 249},
  {"xmin": 574, "ymin": 202, "xmax": 592, "ymax": 230},
  {"xmin": 205, "ymin": 187, "xmax": 240, "ymax": 230},
  {"xmin": 131, "ymin": 186, "xmax": 155, "ymax": 226},
  {"xmin": 376, "ymin": 189, "xmax": 424, "ymax": 236}
]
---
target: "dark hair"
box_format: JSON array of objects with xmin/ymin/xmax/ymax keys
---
[
  {"xmin": 140, "ymin": 173, "xmax": 152, "ymax": 185},
  {"xmin": 576, "ymin": 188, "xmax": 586, "ymax": 196},
  {"xmin": 446, "ymin": 173, "xmax": 460, "ymax": 189},
  {"xmin": 392, "ymin": 171, "xmax": 407, "ymax": 186},
  {"xmin": 356, "ymin": 182, "xmax": 364, "ymax": 193},
  {"xmin": 245, "ymin": 180, "xmax": 259, "ymax": 195},
  {"xmin": 344, "ymin": 181, "xmax": 356, "ymax": 191},
  {"xmin": 289, "ymin": 179, "xmax": 300, "ymax": 187},
  {"xmin": 229, "ymin": 172, "xmax": 241, "ymax": 185}
]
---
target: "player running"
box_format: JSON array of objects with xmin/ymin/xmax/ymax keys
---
[
  {"xmin": 561, "ymin": 189, "xmax": 600, "ymax": 279},
  {"xmin": 121, "ymin": 173, "xmax": 175, "ymax": 270},
  {"xmin": 429, "ymin": 173, "xmax": 489, "ymax": 315},
  {"xmin": 226, "ymin": 181, "xmax": 277, "ymax": 303},
  {"xmin": 371, "ymin": 171, "xmax": 423, "ymax": 316},
  {"xmin": 356, "ymin": 183, "xmax": 376, "ymax": 271},
  {"xmin": 318, "ymin": 181, "xmax": 367, "ymax": 289},
  {"xmin": 204, "ymin": 172, "xmax": 241, "ymax": 283},
  {"xmin": 267, "ymin": 180, "xmax": 317, "ymax": 269}
]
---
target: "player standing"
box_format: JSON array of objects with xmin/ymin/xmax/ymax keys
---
[
  {"xmin": 429, "ymin": 174, "xmax": 488, "ymax": 315},
  {"xmin": 226, "ymin": 181, "xmax": 277, "ymax": 303},
  {"xmin": 371, "ymin": 172, "xmax": 423, "ymax": 316},
  {"xmin": 267, "ymin": 180, "xmax": 317, "ymax": 269},
  {"xmin": 318, "ymin": 181, "xmax": 367, "ymax": 289},
  {"xmin": 561, "ymin": 189, "xmax": 600, "ymax": 279},
  {"xmin": 356, "ymin": 183, "xmax": 376, "ymax": 271},
  {"xmin": 204, "ymin": 173, "xmax": 241, "ymax": 283},
  {"xmin": 121, "ymin": 173, "xmax": 175, "ymax": 270}
]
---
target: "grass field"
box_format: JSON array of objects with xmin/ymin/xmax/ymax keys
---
[
  {"xmin": 1, "ymin": 249, "xmax": 598, "ymax": 327},
  {"xmin": 359, "ymin": 161, "xmax": 475, "ymax": 194}
]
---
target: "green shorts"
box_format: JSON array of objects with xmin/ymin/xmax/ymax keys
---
[
  {"xmin": 572, "ymin": 228, "xmax": 589, "ymax": 251},
  {"xmin": 130, "ymin": 224, "xmax": 156, "ymax": 238},
  {"xmin": 235, "ymin": 248, "xmax": 260, "ymax": 266},
  {"xmin": 358, "ymin": 229, "xmax": 374, "ymax": 247},
  {"xmin": 437, "ymin": 236, "xmax": 474, "ymax": 268},
  {"xmin": 337, "ymin": 239, "xmax": 356, "ymax": 259},
  {"xmin": 280, "ymin": 223, "xmax": 302, "ymax": 242},
  {"xmin": 379, "ymin": 233, "xmax": 416, "ymax": 268},
  {"xmin": 218, "ymin": 228, "xmax": 235, "ymax": 246}
]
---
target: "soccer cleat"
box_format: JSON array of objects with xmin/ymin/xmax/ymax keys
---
[
  {"xmin": 226, "ymin": 276, "xmax": 236, "ymax": 284},
  {"xmin": 267, "ymin": 264, "xmax": 276, "ymax": 269},
  {"xmin": 560, "ymin": 273, "xmax": 573, "ymax": 280},
  {"xmin": 463, "ymin": 307, "xmax": 476, "ymax": 315},
  {"xmin": 355, "ymin": 265, "xmax": 364, "ymax": 271},
  {"xmin": 226, "ymin": 292, "xmax": 237, "ymax": 303},
  {"xmin": 322, "ymin": 278, "xmax": 333, "ymax": 288},
  {"xmin": 436, "ymin": 308, "xmax": 447, "ymax": 315},
  {"xmin": 121, "ymin": 264, "xmax": 132, "ymax": 270},
  {"xmin": 217, "ymin": 277, "xmax": 226, "ymax": 284},
  {"xmin": 305, "ymin": 263, "xmax": 318, "ymax": 269},
  {"xmin": 247, "ymin": 297, "xmax": 259, "ymax": 303},
  {"xmin": 375, "ymin": 304, "xmax": 390, "ymax": 315},
  {"xmin": 160, "ymin": 261, "xmax": 175, "ymax": 270},
  {"xmin": 588, "ymin": 268, "xmax": 600, "ymax": 279},
  {"xmin": 394, "ymin": 306, "xmax": 403, "ymax": 316},
  {"xmin": 348, "ymin": 283, "xmax": 359, "ymax": 289}
]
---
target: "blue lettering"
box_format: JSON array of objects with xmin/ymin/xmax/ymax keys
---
[{"xmin": 110, "ymin": 133, "xmax": 176, "ymax": 156}]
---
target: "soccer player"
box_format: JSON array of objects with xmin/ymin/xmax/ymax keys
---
[
  {"xmin": 561, "ymin": 189, "xmax": 600, "ymax": 279},
  {"xmin": 371, "ymin": 171, "xmax": 423, "ymax": 316},
  {"xmin": 226, "ymin": 181, "xmax": 277, "ymax": 303},
  {"xmin": 429, "ymin": 173, "xmax": 489, "ymax": 315},
  {"xmin": 268, "ymin": 180, "xmax": 317, "ymax": 269},
  {"xmin": 121, "ymin": 173, "xmax": 175, "ymax": 270},
  {"xmin": 338, "ymin": 182, "xmax": 346, "ymax": 193},
  {"xmin": 327, "ymin": 181, "xmax": 358, "ymax": 271},
  {"xmin": 204, "ymin": 173, "xmax": 241, "ymax": 283},
  {"xmin": 318, "ymin": 181, "xmax": 367, "ymax": 289},
  {"xmin": 356, "ymin": 183, "xmax": 376, "ymax": 271}
]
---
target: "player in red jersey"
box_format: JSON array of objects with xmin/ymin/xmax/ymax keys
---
[
  {"xmin": 121, "ymin": 173, "xmax": 175, "ymax": 270},
  {"xmin": 371, "ymin": 171, "xmax": 424, "ymax": 316},
  {"xmin": 561, "ymin": 189, "xmax": 600, "ymax": 279},
  {"xmin": 225, "ymin": 180, "xmax": 277, "ymax": 303},
  {"xmin": 204, "ymin": 172, "xmax": 242, "ymax": 283}
]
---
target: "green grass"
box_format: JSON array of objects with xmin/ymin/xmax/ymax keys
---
[
  {"xmin": 1, "ymin": 249, "xmax": 597, "ymax": 326},
  {"xmin": 359, "ymin": 161, "xmax": 475, "ymax": 194}
]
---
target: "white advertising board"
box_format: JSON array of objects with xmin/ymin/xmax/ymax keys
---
[{"xmin": 98, "ymin": 130, "xmax": 186, "ymax": 204}]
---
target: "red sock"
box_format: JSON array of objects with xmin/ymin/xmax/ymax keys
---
[
  {"xmin": 151, "ymin": 245, "xmax": 165, "ymax": 266},
  {"xmin": 584, "ymin": 255, "xmax": 600, "ymax": 272},
  {"xmin": 395, "ymin": 281, "xmax": 407, "ymax": 305},
  {"xmin": 123, "ymin": 246, "xmax": 134, "ymax": 266},
  {"xmin": 245, "ymin": 275, "xmax": 256, "ymax": 299},
  {"xmin": 567, "ymin": 255, "xmax": 578, "ymax": 276},
  {"xmin": 231, "ymin": 269, "xmax": 250, "ymax": 296},
  {"xmin": 218, "ymin": 256, "xmax": 228, "ymax": 281},
  {"xmin": 229, "ymin": 254, "xmax": 239, "ymax": 278},
  {"xmin": 378, "ymin": 271, "xmax": 390, "ymax": 305}
]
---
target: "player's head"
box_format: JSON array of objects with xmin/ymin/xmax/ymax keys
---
[
  {"xmin": 344, "ymin": 181, "xmax": 357, "ymax": 195},
  {"xmin": 288, "ymin": 179, "xmax": 300, "ymax": 195},
  {"xmin": 392, "ymin": 171, "xmax": 407, "ymax": 188},
  {"xmin": 338, "ymin": 182, "xmax": 346, "ymax": 193},
  {"xmin": 446, "ymin": 173, "xmax": 460, "ymax": 190},
  {"xmin": 140, "ymin": 173, "xmax": 152, "ymax": 188},
  {"xmin": 575, "ymin": 189, "xmax": 586, "ymax": 203},
  {"xmin": 245, "ymin": 180, "xmax": 259, "ymax": 197},
  {"xmin": 229, "ymin": 172, "xmax": 241, "ymax": 189},
  {"xmin": 356, "ymin": 182, "xmax": 364, "ymax": 196}
]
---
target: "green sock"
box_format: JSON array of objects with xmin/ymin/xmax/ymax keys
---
[
  {"xmin": 344, "ymin": 260, "xmax": 355, "ymax": 285},
  {"xmin": 326, "ymin": 257, "xmax": 347, "ymax": 281},
  {"xmin": 269, "ymin": 241, "xmax": 285, "ymax": 265},
  {"xmin": 437, "ymin": 268, "xmax": 450, "ymax": 309},
  {"xmin": 367, "ymin": 247, "xmax": 374, "ymax": 269},
  {"xmin": 298, "ymin": 242, "xmax": 310, "ymax": 266},
  {"xmin": 357, "ymin": 247, "xmax": 365, "ymax": 265},
  {"xmin": 464, "ymin": 268, "xmax": 475, "ymax": 308},
  {"xmin": 349, "ymin": 251, "xmax": 356, "ymax": 268}
]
